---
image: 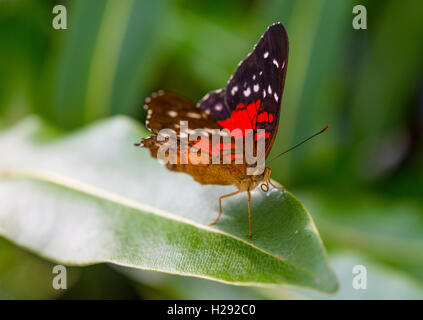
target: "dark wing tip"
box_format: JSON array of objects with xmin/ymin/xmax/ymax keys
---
[
  {"xmin": 267, "ymin": 22, "xmax": 286, "ymax": 32},
  {"xmin": 269, "ymin": 21, "xmax": 283, "ymax": 27},
  {"xmin": 264, "ymin": 22, "xmax": 289, "ymax": 56},
  {"xmin": 265, "ymin": 22, "xmax": 288, "ymax": 40}
]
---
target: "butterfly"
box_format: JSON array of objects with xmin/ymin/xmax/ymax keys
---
[{"xmin": 137, "ymin": 22, "xmax": 290, "ymax": 238}]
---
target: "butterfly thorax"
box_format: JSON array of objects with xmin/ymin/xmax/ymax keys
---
[{"xmin": 236, "ymin": 166, "xmax": 271, "ymax": 192}]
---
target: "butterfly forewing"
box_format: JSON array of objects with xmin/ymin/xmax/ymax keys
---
[{"xmin": 224, "ymin": 22, "xmax": 288, "ymax": 157}]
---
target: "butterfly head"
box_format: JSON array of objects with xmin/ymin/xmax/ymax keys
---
[
  {"xmin": 239, "ymin": 166, "xmax": 272, "ymax": 191},
  {"xmin": 253, "ymin": 166, "xmax": 271, "ymax": 183}
]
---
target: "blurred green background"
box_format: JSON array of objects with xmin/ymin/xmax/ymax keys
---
[{"xmin": 1, "ymin": 0, "xmax": 423, "ymax": 299}]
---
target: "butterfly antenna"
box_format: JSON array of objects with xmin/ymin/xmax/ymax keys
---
[{"xmin": 266, "ymin": 125, "xmax": 329, "ymax": 164}]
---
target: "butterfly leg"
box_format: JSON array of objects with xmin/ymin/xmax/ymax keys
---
[
  {"xmin": 268, "ymin": 179, "xmax": 286, "ymax": 191},
  {"xmin": 247, "ymin": 190, "xmax": 252, "ymax": 238},
  {"xmin": 209, "ymin": 190, "xmax": 240, "ymax": 226}
]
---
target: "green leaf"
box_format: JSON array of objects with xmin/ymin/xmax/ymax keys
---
[{"xmin": 0, "ymin": 116, "xmax": 337, "ymax": 292}]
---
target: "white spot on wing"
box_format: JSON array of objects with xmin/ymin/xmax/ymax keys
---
[
  {"xmin": 273, "ymin": 59, "xmax": 279, "ymax": 68},
  {"xmin": 274, "ymin": 93, "xmax": 279, "ymax": 102},
  {"xmin": 186, "ymin": 112, "xmax": 202, "ymax": 119},
  {"xmin": 231, "ymin": 86, "xmax": 238, "ymax": 96},
  {"xmin": 252, "ymin": 75, "xmax": 256, "ymax": 80},
  {"xmin": 253, "ymin": 84, "xmax": 259, "ymax": 92},
  {"xmin": 263, "ymin": 89, "xmax": 266, "ymax": 98},
  {"xmin": 243, "ymin": 87, "xmax": 251, "ymax": 97},
  {"xmin": 268, "ymin": 85, "xmax": 272, "ymax": 94},
  {"xmin": 167, "ymin": 110, "xmax": 177, "ymax": 118},
  {"xmin": 215, "ymin": 104, "xmax": 223, "ymax": 111},
  {"xmin": 264, "ymin": 51, "xmax": 269, "ymax": 58}
]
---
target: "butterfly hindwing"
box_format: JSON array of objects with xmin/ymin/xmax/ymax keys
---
[
  {"xmin": 148, "ymin": 141, "xmax": 246, "ymax": 185},
  {"xmin": 142, "ymin": 133, "xmax": 247, "ymax": 186}
]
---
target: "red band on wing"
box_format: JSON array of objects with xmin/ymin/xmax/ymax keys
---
[
  {"xmin": 218, "ymin": 100, "xmax": 261, "ymax": 134},
  {"xmin": 186, "ymin": 99, "xmax": 270, "ymax": 162},
  {"xmin": 257, "ymin": 111, "xmax": 274, "ymax": 124}
]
